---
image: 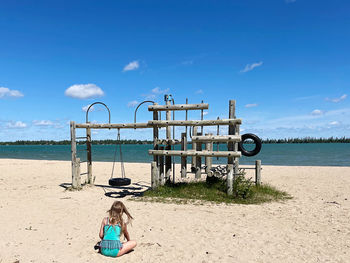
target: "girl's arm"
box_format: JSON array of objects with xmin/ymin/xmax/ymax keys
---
[
  {"xmin": 99, "ymin": 218, "xmax": 107, "ymax": 239},
  {"xmin": 123, "ymin": 224, "xmax": 131, "ymax": 241}
]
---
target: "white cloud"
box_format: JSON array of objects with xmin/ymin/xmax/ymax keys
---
[
  {"xmin": 82, "ymin": 104, "xmax": 94, "ymax": 112},
  {"xmin": 65, "ymin": 84, "xmax": 104, "ymax": 99},
  {"xmin": 245, "ymin": 103, "xmax": 258, "ymax": 108},
  {"xmin": 123, "ymin": 61, "xmax": 139, "ymax": 72},
  {"xmin": 196, "ymin": 89, "xmax": 203, "ymax": 94},
  {"xmin": 285, "ymin": 0, "xmax": 296, "ymax": 3},
  {"xmin": 311, "ymin": 109, "xmax": 324, "ymax": 116},
  {"xmin": 329, "ymin": 121, "xmax": 340, "ymax": 126},
  {"xmin": 151, "ymin": 87, "xmax": 169, "ymax": 94},
  {"xmin": 326, "ymin": 94, "xmax": 347, "ymax": 103},
  {"xmin": 240, "ymin": 61, "xmax": 263, "ymax": 73},
  {"xmin": 127, "ymin": 100, "xmax": 138, "ymax": 108},
  {"xmin": 203, "ymin": 111, "xmax": 208, "ymax": 116},
  {"xmin": 6, "ymin": 121, "xmax": 27, "ymax": 128},
  {"xmin": 33, "ymin": 120, "xmax": 54, "ymax": 126},
  {"xmin": 143, "ymin": 87, "xmax": 170, "ymax": 100},
  {"xmin": 0, "ymin": 87, "xmax": 24, "ymax": 98}
]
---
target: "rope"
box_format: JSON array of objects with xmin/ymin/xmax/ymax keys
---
[{"xmin": 111, "ymin": 128, "xmax": 125, "ymax": 179}]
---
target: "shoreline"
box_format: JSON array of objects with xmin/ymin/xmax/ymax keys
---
[{"xmin": 1, "ymin": 159, "xmax": 349, "ymax": 262}]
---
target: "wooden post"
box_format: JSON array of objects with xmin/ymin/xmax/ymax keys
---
[
  {"xmin": 191, "ymin": 126, "xmax": 198, "ymax": 171},
  {"xmin": 76, "ymin": 158, "xmax": 81, "ymax": 187},
  {"xmin": 159, "ymin": 146, "xmax": 165, "ymax": 185},
  {"xmin": 227, "ymin": 164, "xmax": 233, "ymax": 195},
  {"xmin": 228, "ymin": 100, "xmax": 239, "ymax": 180},
  {"xmin": 86, "ymin": 127, "xmax": 92, "ymax": 184},
  {"xmin": 165, "ymin": 99, "xmax": 172, "ymax": 182},
  {"xmin": 195, "ymin": 132, "xmax": 202, "ymax": 179},
  {"xmin": 181, "ymin": 132, "xmax": 187, "ymax": 178},
  {"xmin": 153, "ymin": 105, "xmax": 159, "ymax": 164},
  {"xmin": 255, "ymin": 160, "xmax": 261, "ymax": 185},
  {"xmin": 151, "ymin": 161, "xmax": 159, "ymax": 189},
  {"xmin": 205, "ymin": 133, "xmax": 213, "ymax": 175},
  {"xmin": 70, "ymin": 121, "xmax": 78, "ymax": 189}
]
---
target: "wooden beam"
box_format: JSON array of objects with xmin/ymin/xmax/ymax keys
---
[
  {"xmin": 148, "ymin": 103, "xmax": 209, "ymax": 111},
  {"xmin": 181, "ymin": 132, "xmax": 187, "ymax": 178},
  {"xmin": 75, "ymin": 123, "xmax": 149, "ymax": 129},
  {"xmin": 148, "ymin": 119, "xmax": 241, "ymax": 127},
  {"xmin": 195, "ymin": 132, "xmax": 202, "ymax": 179},
  {"xmin": 149, "ymin": 150, "xmax": 241, "ymax": 157},
  {"xmin": 255, "ymin": 160, "xmax": 261, "ymax": 185},
  {"xmin": 192, "ymin": 135, "xmax": 241, "ymax": 142}
]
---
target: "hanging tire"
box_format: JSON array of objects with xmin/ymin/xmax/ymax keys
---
[
  {"xmin": 238, "ymin": 133, "xmax": 262, "ymax": 157},
  {"xmin": 109, "ymin": 178, "xmax": 131, "ymax": 186}
]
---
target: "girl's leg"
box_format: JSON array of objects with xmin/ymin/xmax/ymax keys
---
[{"xmin": 117, "ymin": 240, "xmax": 137, "ymax": 257}]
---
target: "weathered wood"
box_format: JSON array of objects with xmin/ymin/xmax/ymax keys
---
[
  {"xmin": 195, "ymin": 132, "xmax": 202, "ymax": 179},
  {"xmin": 86, "ymin": 127, "xmax": 92, "ymax": 184},
  {"xmin": 153, "ymin": 109, "xmax": 159, "ymax": 164},
  {"xmin": 70, "ymin": 121, "xmax": 78, "ymax": 189},
  {"xmin": 255, "ymin": 160, "xmax": 261, "ymax": 185},
  {"xmin": 148, "ymin": 103, "xmax": 209, "ymax": 111},
  {"xmin": 227, "ymin": 164, "xmax": 234, "ymax": 195},
  {"xmin": 181, "ymin": 133, "xmax": 187, "ymax": 178},
  {"xmin": 75, "ymin": 123, "xmax": 149, "ymax": 129},
  {"xmin": 151, "ymin": 161, "xmax": 158, "ymax": 189},
  {"xmin": 165, "ymin": 100, "xmax": 171, "ymax": 182},
  {"xmin": 148, "ymin": 119, "xmax": 242, "ymax": 127},
  {"xmin": 228, "ymin": 100, "xmax": 235, "ymax": 165},
  {"xmin": 191, "ymin": 126, "xmax": 198, "ymax": 170},
  {"xmin": 159, "ymin": 146, "xmax": 165, "ymax": 185},
  {"xmin": 76, "ymin": 158, "xmax": 81, "ymax": 187},
  {"xmin": 192, "ymin": 135, "xmax": 241, "ymax": 142},
  {"xmin": 148, "ymin": 150, "xmax": 241, "ymax": 157},
  {"xmin": 205, "ymin": 133, "xmax": 213, "ymax": 174}
]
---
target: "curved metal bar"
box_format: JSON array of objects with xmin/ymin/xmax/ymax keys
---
[
  {"xmin": 86, "ymin": 102, "xmax": 111, "ymax": 124},
  {"xmin": 134, "ymin": 100, "xmax": 155, "ymax": 125}
]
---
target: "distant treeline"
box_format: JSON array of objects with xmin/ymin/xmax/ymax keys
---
[{"xmin": 0, "ymin": 137, "xmax": 349, "ymax": 145}]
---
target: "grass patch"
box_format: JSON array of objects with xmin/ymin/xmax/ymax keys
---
[{"xmin": 141, "ymin": 176, "xmax": 291, "ymax": 205}]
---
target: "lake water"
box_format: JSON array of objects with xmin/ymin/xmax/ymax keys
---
[{"xmin": 0, "ymin": 143, "xmax": 349, "ymax": 166}]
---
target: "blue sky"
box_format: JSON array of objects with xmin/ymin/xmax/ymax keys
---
[{"xmin": 0, "ymin": 0, "xmax": 349, "ymax": 141}]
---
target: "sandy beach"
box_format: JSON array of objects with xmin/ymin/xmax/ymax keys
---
[{"xmin": 0, "ymin": 159, "xmax": 349, "ymax": 263}]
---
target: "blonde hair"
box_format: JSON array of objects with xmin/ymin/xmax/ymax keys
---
[{"xmin": 107, "ymin": 201, "xmax": 133, "ymax": 233}]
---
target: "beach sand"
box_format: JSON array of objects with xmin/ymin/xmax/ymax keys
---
[{"xmin": 0, "ymin": 159, "xmax": 349, "ymax": 263}]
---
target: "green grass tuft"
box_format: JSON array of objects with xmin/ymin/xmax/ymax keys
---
[{"xmin": 141, "ymin": 176, "xmax": 291, "ymax": 205}]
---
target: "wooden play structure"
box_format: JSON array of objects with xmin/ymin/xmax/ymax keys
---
[{"xmin": 70, "ymin": 95, "xmax": 262, "ymax": 195}]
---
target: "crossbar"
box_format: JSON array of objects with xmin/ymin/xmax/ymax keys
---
[
  {"xmin": 192, "ymin": 135, "xmax": 241, "ymax": 142},
  {"xmin": 148, "ymin": 103, "xmax": 209, "ymax": 111},
  {"xmin": 148, "ymin": 119, "xmax": 241, "ymax": 127},
  {"xmin": 148, "ymin": 150, "xmax": 241, "ymax": 157},
  {"xmin": 75, "ymin": 123, "xmax": 149, "ymax": 129}
]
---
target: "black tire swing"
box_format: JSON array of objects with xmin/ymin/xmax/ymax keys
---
[
  {"xmin": 109, "ymin": 128, "xmax": 131, "ymax": 186},
  {"xmin": 238, "ymin": 133, "xmax": 262, "ymax": 157}
]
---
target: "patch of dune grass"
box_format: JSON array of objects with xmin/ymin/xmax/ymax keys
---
[{"xmin": 141, "ymin": 176, "xmax": 291, "ymax": 205}]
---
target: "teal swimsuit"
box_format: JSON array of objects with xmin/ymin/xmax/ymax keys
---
[{"xmin": 100, "ymin": 218, "xmax": 123, "ymax": 257}]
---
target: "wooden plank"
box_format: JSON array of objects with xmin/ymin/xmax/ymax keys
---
[
  {"xmin": 255, "ymin": 160, "xmax": 261, "ymax": 185},
  {"xmin": 148, "ymin": 119, "xmax": 242, "ymax": 127},
  {"xmin": 195, "ymin": 132, "xmax": 202, "ymax": 179},
  {"xmin": 227, "ymin": 164, "xmax": 233, "ymax": 195},
  {"xmin": 70, "ymin": 121, "xmax": 78, "ymax": 189},
  {"xmin": 159, "ymin": 146, "xmax": 165, "ymax": 185},
  {"xmin": 153, "ymin": 110, "xmax": 159, "ymax": 164},
  {"xmin": 228, "ymin": 100, "xmax": 235, "ymax": 165},
  {"xmin": 191, "ymin": 126, "xmax": 198, "ymax": 170},
  {"xmin": 181, "ymin": 133, "xmax": 187, "ymax": 178},
  {"xmin": 148, "ymin": 150, "xmax": 241, "ymax": 157},
  {"xmin": 192, "ymin": 135, "xmax": 241, "ymax": 142},
  {"xmin": 148, "ymin": 103, "xmax": 209, "ymax": 111},
  {"xmin": 86, "ymin": 127, "xmax": 92, "ymax": 184},
  {"xmin": 75, "ymin": 123, "xmax": 150, "ymax": 129},
  {"xmin": 205, "ymin": 133, "xmax": 213, "ymax": 174},
  {"xmin": 151, "ymin": 161, "xmax": 158, "ymax": 189},
  {"xmin": 165, "ymin": 100, "xmax": 171, "ymax": 182}
]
